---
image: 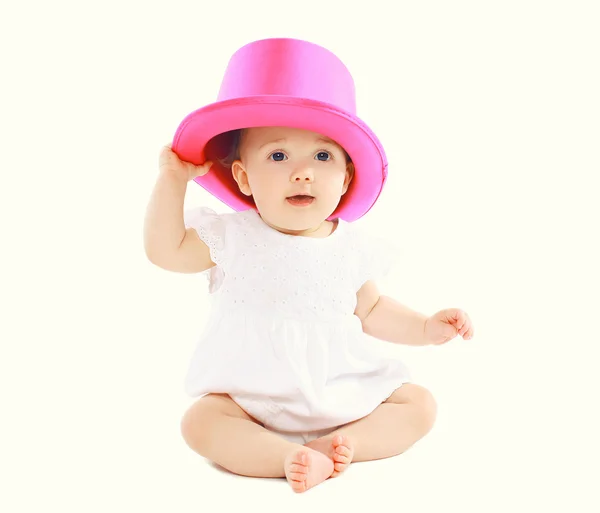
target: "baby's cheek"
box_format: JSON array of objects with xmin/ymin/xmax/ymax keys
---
[{"xmin": 251, "ymin": 174, "xmax": 284, "ymax": 198}]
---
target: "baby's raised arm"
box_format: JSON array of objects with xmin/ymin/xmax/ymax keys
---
[{"xmin": 143, "ymin": 145, "xmax": 214, "ymax": 273}]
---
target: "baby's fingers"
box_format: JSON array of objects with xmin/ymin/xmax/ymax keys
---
[
  {"xmin": 193, "ymin": 160, "xmax": 213, "ymax": 178},
  {"xmin": 446, "ymin": 309, "xmax": 466, "ymax": 329},
  {"xmin": 465, "ymin": 323, "xmax": 475, "ymax": 339},
  {"xmin": 159, "ymin": 144, "xmax": 177, "ymax": 165},
  {"xmin": 459, "ymin": 318, "xmax": 474, "ymax": 339},
  {"xmin": 458, "ymin": 318, "xmax": 469, "ymax": 335}
]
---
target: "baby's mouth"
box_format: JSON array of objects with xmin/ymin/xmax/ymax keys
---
[{"xmin": 286, "ymin": 195, "xmax": 315, "ymax": 206}]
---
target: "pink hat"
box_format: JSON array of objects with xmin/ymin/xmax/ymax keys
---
[{"xmin": 172, "ymin": 38, "xmax": 387, "ymax": 222}]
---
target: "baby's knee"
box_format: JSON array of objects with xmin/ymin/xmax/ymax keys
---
[
  {"xmin": 397, "ymin": 384, "xmax": 438, "ymax": 433},
  {"xmin": 180, "ymin": 394, "xmax": 223, "ymax": 453},
  {"xmin": 412, "ymin": 386, "xmax": 438, "ymax": 433}
]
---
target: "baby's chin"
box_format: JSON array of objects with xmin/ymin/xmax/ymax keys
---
[{"xmin": 257, "ymin": 205, "xmax": 335, "ymax": 235}]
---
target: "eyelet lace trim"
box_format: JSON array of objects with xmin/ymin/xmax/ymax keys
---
[{"xmin": 184, "ymin": 207, "xmax": 225, "ymax": 267}]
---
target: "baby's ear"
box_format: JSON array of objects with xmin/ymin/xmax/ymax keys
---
[
  {"xmin": 231, "ymin": 160, "xmax": 252, "ymax": 196},
  {"xmin": 342, "ymin": 162, "xmax": 355, "ymax": 194}
]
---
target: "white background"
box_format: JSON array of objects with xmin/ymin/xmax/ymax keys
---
[{"xmin": 2, "ymin": 0, "xmax": 599, "ymax": 511}]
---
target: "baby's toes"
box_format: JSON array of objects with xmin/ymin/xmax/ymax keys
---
[
  {"xmin": 289, "ymin": 479, "xmax": 307, "ymax": 493},
  {"xmin": 333, "ymin": 461, "xmax": 348, "ymax": 473},
  {"xmin": 333, "ymin": 436, "xmax": 354, "ymax": 456},
  {"xmin": 334, "ymin": 445, "xmax": 351, "ymax": 461},
  {"xmin": 287, "ymin": 463, "xmax": 308, "ymax": 476},
  {"xmin": 333, "ymin": 452, "xmax": 350, "ymax": 465},
  {"xmin": 330, "ymin": 435, "xmax": 354, "ymax": 477},
  {"xmin": 286, "ymin": 456, "xmax": 309, "ymax": 485},
  {"xmin": 288, "ymin": 471, "xmax": 308, "ymax": 483}
]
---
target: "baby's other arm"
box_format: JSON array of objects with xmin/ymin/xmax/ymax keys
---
[
  {"xmin": 354, "ymin": 281, "xmax": 429, "ymax": 346},
  {"xmin": 143, "ymin": 146, "xmax": 214, "ymax": 273}
]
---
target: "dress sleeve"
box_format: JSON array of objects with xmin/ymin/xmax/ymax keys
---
[
  {"xmin": 183, "ymin": 207, "xmax": 227, "ymax": 267},
  {"xmin": 357, "ymin": 230, "xmax": 399, "ymax": 287}
]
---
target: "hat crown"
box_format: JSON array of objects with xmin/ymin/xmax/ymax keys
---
[{"xmin": 217, "ymin": 38, "xmax": 356, "ymax": 114}]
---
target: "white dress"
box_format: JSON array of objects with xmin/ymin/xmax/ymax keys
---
[{"xmin": 183, "ymin": 207, "xmax": 411, "ymax": 441}]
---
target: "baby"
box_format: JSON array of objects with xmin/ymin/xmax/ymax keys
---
[{"xmin": 143, "ymin": 39, "xmax": 474, "ymax": 493}]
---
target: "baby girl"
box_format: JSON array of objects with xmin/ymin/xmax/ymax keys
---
[{"xmin": 143, "ymin": 38, "xmax": 474, "ymax": 493}]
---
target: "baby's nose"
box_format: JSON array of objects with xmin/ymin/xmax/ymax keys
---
[{"xmin": 291, "ymin": 166, "xmax": 314, "ymax": 182}]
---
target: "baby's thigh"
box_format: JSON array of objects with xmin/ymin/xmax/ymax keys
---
[
  {"xmin": 384, "ymin": 384, "xmax": 437, "ymax": 415},
  {"xmin": 181, "ymin": 393, "xmax": 263, "ymax": 434}
]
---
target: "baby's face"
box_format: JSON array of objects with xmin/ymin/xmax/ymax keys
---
[{"xmin": 231, "ymin": 127, "xmax": 353, "ymax": 232}]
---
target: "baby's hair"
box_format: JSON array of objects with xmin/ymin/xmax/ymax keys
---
[
  {"xmin": 204, "ymin": 129, "xmax": 244, "ymax": 170},
  {"xmin": 204, "ymin": 128, "xmax": 353, "ymax": 170}
]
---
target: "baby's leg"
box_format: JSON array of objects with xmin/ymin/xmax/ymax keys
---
[
  {"xmin": 306, "ymin": 384, "xmax": 437, "ymax": 471},
  {"xmin": 181, "ymin": 393, "xmax": 334, "ymax": 492}
]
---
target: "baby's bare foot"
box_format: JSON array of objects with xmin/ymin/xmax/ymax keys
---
[
  {"xmin": 284, "ymin": 447, "xmax": 334, "ymax": 493},
  {"xmin": 331, "ymin": 435, "xmax": 354, "ymax": 477},
  {"xmin": 305, "ymin": 434, "xmax": 355, "ymax": 478}
]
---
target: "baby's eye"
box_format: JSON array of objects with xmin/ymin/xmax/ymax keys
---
[
  {"xmin": 315, "ymin": 151, "xmax": 331, "ymax": 161},
  {"xmin": 269, "ymin": 152, "xmax": 287, "ymax": 162}
]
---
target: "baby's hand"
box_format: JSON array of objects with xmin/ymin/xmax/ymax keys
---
[
  {"xmin": 424, "ymin": 308, "xmax": 474, "ymax": 345},
  {"xmin": 159, "ymin": 143, "xmax": 213, "ymax": 181}
]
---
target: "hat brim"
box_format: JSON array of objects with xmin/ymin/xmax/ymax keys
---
[{"xmin": 172, "ymin": 96, "xmax": 387, "ymax": 222}]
